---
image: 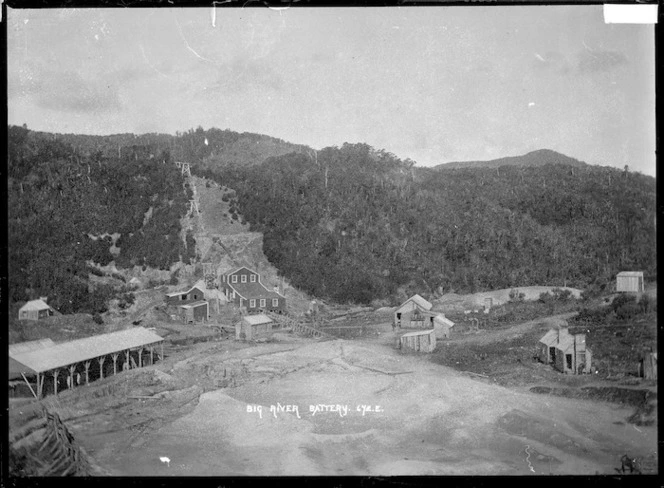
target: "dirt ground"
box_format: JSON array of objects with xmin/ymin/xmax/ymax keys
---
[{"xmin": 59, "ymin": 325, "xmax": 657, "ymax": 477}]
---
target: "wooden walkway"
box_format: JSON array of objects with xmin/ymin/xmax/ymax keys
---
[{"xmin": 266, "ymin": 313, "xmax": 333, "ymax": 340}]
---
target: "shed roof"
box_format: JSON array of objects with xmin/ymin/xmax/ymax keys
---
[
  {"xmin": 179, "ymin": 301, "xmax": 209, "ymax": 309},
  {"xmin": 230, "ymin": 281, "xmax": 284, "ymax": 300},
  {"xmin": 166, "ymin": 283, "xmax": 206, "ymax": 298},
  {"xmin": 397, "ymin": 294, "xmax": 432, "ymax": 313},
  {"xmin": 242, "ymin": 314, "xmax": 273, "ymax": 326},
  {"xmin": 539, "ymin": 329, "xmax": 560, "ymax": 347},
  {"xmin": 434, "ymin": 315, "xmax": 455, "ymax": 327},
  {"xmin": 555, "ymin": 333, "xmax": 587, "ymax": 353},
  {"xmin": 617, "ymin": 271, "xmax": 644, "ymax": 277},
  {"xmin": 18, "ymin": 299, "xmax": 52, "ymax": 312},
  {"xmin": 9, "ymin": 338, "xmax": 56, "ymax": 355},
  {"xmin": 401, "ymin": 329, "xmax": 435, "ymax": 338},
  {"xmin": 8, "ymin": 327, "xmax": 164, "ymax": 374}
]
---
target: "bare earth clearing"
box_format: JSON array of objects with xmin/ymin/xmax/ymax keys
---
[{"xmin": 62, "ymin": 326, "xmax": 656, "ymax": 476}]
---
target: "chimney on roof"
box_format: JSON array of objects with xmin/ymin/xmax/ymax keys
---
[
  {"xmin": 273, "ymin": 285, "xmax": 280, "ymax": 294},
  {"xmin": 39, "ymin": 296, "xmax": 48, "ymax": 303}
]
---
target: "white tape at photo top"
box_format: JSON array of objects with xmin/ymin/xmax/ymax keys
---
[{"xmin": 603, "ymin": 4, "xmax": 658, "ymax": 24}]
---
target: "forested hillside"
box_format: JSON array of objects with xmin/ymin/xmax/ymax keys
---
[
  {"xmin": 8, "ymin": 125, "xmax": 196, "ymax": 314},
  {"xmin": 8, "ymin": 124, "xmax": 656, "ymax": 311},
  {"xmin": 199, "ymin": 143, "xmax": 656, "ymax": 305}
]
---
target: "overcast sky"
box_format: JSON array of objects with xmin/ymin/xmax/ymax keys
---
[{"xmin": 7, "ymin": 6, "xmax": 656, "ymax": 175}]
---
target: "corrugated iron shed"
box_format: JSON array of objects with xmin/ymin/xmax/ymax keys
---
[{"xmin": 8, "ymin": 327, "xmax": 164, "ymax": 374}]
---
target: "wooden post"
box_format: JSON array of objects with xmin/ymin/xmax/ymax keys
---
[
  {"xmin": 112, "ymin": 353, "xmax": 118, "ymax": 375},
  {"xmin": 160, "ymin": 342, "xmax": 164, "ymax": 362},
  {"xmin": 84, "ymin": 361, "xmax": 91, "ymax": 385},
  {"xmin": 125, "ymin": 350, "xmax": 130, "ymax": 370},
  {"xmin": 36, "ymin": 373, "xmax": 42, "ymax": 399},
  {"xmin": 21, "ymin": 373, "xmax": 38, "ymax": 399},
  {"xmin": 53, "ymin": 370, "xmax": 59, "ymax": 396},
  {"xmin": 98, "ymin": 357, "xmax": 106, "ymax": 379},
  {"xmin": 150, "ymin": 346, "xmax": 154, "ymax": 365},
  {"xmin": 69, "ymin": 365, "xmax": 76, "ymax": 389},
  {"xmin": 138, "ymin": 347, "xmax": 144, "ymax": 368}
]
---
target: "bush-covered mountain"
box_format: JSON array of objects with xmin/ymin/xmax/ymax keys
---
[
  {"xmin": 436, "ymin": 149, "xmax": 588, "ymax": 170},
  {"xmin": 8, "ymin": 125, "xmax": 196, "ymax": 314},
  {"xmin": 199, "ymin": 143, "xmax": 655, "ymax": 305}
]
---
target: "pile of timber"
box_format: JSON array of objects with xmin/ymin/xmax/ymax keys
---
[
  {"xmin": 9, "ymin": 409, "xmax": 97, "ymax": 476},
  {"xmin": 267, "ymin": 313, "xmax": 333, "ymax": 339}
]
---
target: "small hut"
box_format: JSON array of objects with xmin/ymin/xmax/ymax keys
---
[
  {"xmin": 539, "ymin": 327, "xmax": 592, "ymax": 374},
  {"xmin": 18, "ymin": 298, "xmax": 55, "ymax": 321},
  {"xmin": 399, "ymin": 329, "xmax": 436, "ymax": 353},
  {"xmin": 553, "ymin": 329, "xmax": 592, "ymax": 374},
  {"xmin": 178, "ymin": 301, "xmax": 209, "ymax": 324},
  {"xmin": 236, "ymin": 314, "xmax": 273, "ymax": 341},
  {"xmin": 616, "ymin": 271, "xmax": 645, "ymax": 293},
  {"xmin": 433, "ymin": 314, "xmax": 454, "ymax": 339}
]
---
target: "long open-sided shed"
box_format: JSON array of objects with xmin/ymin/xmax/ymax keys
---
[{"xmin": 8, "ymin": 327, "xmax": 164, "ymax": 399}]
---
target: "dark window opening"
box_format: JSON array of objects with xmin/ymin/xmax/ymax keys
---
[
  {"xmin": 566, "ymin": 354, "xmax": 572, "ymax": 370},
  {"xmin": 549, "ymin": 347, "xmax": 556, "ymax": 363}
]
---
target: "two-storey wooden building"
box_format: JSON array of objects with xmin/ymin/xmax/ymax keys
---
[{"xmin": 220, "ymin": 267, "xmax": 286, "ymax": 314}]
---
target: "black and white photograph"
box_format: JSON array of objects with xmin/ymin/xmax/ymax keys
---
[{"xmin": 6, "ymin": 4, "xmax": 657, "ymax": 477}]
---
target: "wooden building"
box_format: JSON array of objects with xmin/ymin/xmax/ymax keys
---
[
  {"xmin": 538, "ymin": 327, "xmax": 592, "ymax": 374},
  {"xmin": 18, "ymin": 298, "xmax": 55, "ymax": 321},
  {"xmin": 221, "ymin": 267, "xmax": 286, "ymax": 314},
  {"xmin": 616, "ymin": 271, "xmax": 645, "ymax": 293},
  {"xmin": 394, "ymin": 294, "xmax": 433, "ymax": 328},
  {"xmin": 165, "ymin": 284, "xmax": 206, "ymax": 306},
  {"xmin": 399, "ymin": 329, "xmax": 436, "ymax": 353},
  {"xmin": 178, "ymin": 301, "xmax": 209, "ymax": 324},
  {"xmin": 235, "ymin": 314, "xmax": 273, "ymax": 341}
]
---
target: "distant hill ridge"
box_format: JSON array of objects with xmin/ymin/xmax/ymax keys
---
[{"xmin": 435, "ymin": 149, "xmax": 588, "ymax": 170}]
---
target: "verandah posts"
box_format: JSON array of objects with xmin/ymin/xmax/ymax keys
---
[
  {"xmin": 53, "ymin": 370, "xmax": 59, "ymax": 395},
  {"xmin": 98, "ymin": 356, "xmax": 105, "ymax": 379},
  {"xmin": 112, "ymin": 353, "xmax": 119, "ymax": 375},
  {"xmin": 84, "ymin": 361, "xmax": 90, "ymax": 385}
]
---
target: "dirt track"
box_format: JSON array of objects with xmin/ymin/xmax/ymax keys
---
[
  {"xmin": 447, "ymin": 312, "xmax": 576, "ymax": 346},
  {"xmin": 76, "ymin": 336, "xmax": 657, "ymax": 476}
]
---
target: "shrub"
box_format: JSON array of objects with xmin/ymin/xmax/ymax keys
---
[
  {"xmin": 575, "ymin": 306, "xmax": 611, "ymax": 324},
  {"xmin": 539, "ymin": 291, "xmax": 554, "ymax": 304},
  {"xmin": 552, "ymin": 288, "xmax": 573, "ymax": 301},
  {"xmin": 92, "ymin": 312, "xmax": 104, "ymax": 324},
  {"xmin": 616, "ymin": 303, "xmax": 642, "ymax": 320},
  {"xmin": 638, "ymin": 294, "xmax": 655, "ymax": 314},
  {"xmin": 509, "ymin": 289, "xmax": 525, "ymax": 302},
  {"xmin": 611, "ymin": 293, "xmax": 637, "ymax": 312}
]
